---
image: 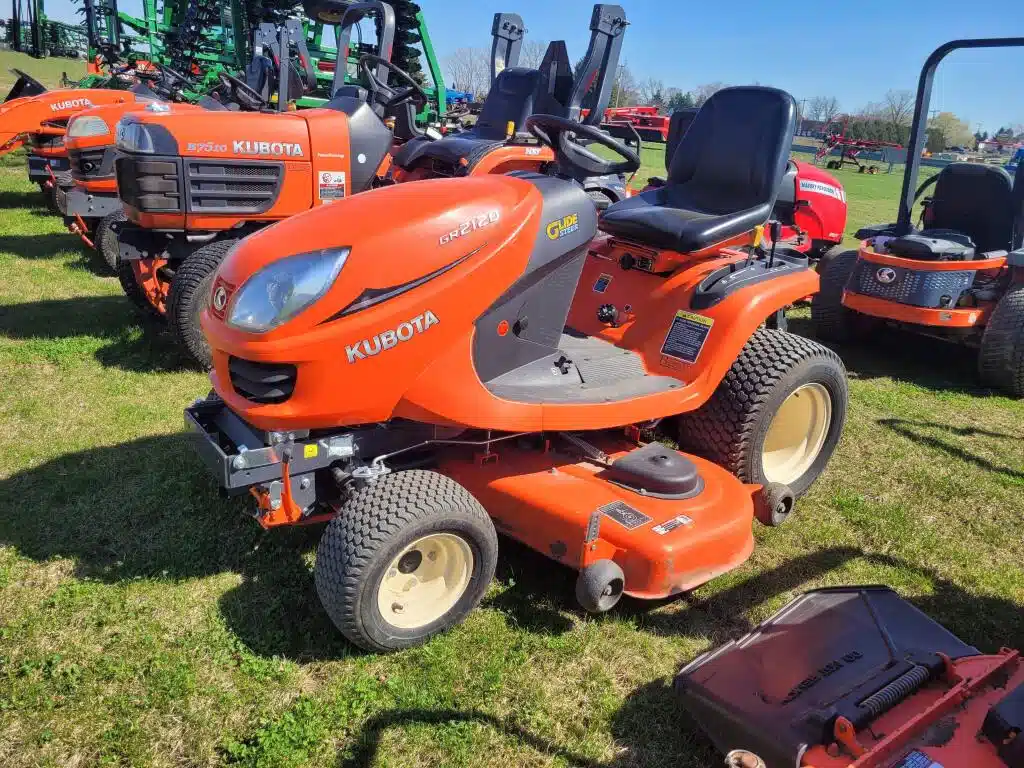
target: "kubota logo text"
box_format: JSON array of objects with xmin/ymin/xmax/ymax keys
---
[
  {"xmin": 232, "ymin": 140, "xmax": 304, "ymax": 157},
  {"xmin": 346, "ymin": 311, "xmax": 439, "ymax": 363},
  {"xmin": 51, "ymin": 98, "xmax": 92, "ymax": 112}
]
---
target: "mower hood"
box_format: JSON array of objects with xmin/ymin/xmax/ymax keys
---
[
  {"xmin": 675, "ymin": 586, "xmax": 979, "ymax": 767},
  {"xmin": 0, "ymin": 88, "xmax": 144, "ymax": 156},
  {"xmin": 120, "ymin": 108, "xmax": 312, "ymax": 161}
]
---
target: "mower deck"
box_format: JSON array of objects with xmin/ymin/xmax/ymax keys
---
[{"xmin": 676, "ymin": 586, "xmax": 1024, "ymax": 768}]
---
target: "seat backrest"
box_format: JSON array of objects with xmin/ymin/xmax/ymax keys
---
[
  {"xmin": 472, "ymin": 67, "xmax": 542, "ymax": 140},
  {"xmin": 668, "ymin": 86, "xmax": 797, "ymax": 214},
  {"xmin": 663, "ymin": 108, "xmax": 698, "ymax": 172},
  {"xmin": 924, "ymin": 163, "xmax": 1014, "ymax": 253}
]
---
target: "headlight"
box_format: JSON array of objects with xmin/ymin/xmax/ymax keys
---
[
  {"xmin": 67, "ymin": 115, "xmax": 110, "ymax": 139},
  {"xmin": 226, "ymin": 248, "xmax": 350, "ymax": 333},
  {"xmin": 116, "ymin": 121, "xmax": 155, "ymax": 153}
]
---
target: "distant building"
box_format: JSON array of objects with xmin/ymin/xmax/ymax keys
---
[{"xmin": 978, "ymin": 138, "xmax": 1023, "ymax": 154}]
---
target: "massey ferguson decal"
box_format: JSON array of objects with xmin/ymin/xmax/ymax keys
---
[
  {"xmin": 346, "ymin": 311, "xmax": 440, "ymax": 363},
  {"xmin": 799, "ymin": 179, "xmax": 846, "ymax": 202},
  {"xmin": 50, "ymin": 98, "xmax": 93, "ymax": 112},
  {"xmin": 232, "ymin": 140, "xmax": 304, "ymax": 157}
]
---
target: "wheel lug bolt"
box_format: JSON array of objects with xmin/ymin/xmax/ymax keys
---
[
  {"xmin": 427, "ymin": 551, "xmax": 437, "ymax": 561},
  {"xmin": 392, "ymin": 603, "xmax": 404, "ymax": 613}
]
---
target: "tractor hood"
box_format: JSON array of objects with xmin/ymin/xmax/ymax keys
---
[
  {"xmin": 0, "ymin": 88, "xmax": 145, "ymax": 155},
  {"xmin": 207, "ymin": 175, "xmax": 542, "ymax": 341},
  {"xmin": 118, "ymin": 109, "xmax": 312, "ymax": 161}
]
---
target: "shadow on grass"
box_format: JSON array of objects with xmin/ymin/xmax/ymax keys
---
[
  {"xmin": 787, "ymin": 315, "xmax": 995, "ymax": 397},
  {"xmin": 0, "ymin": 232, "xmax": 81, "ymax": 259},
  {"xmin": 879, "ymin": 418, "xmax": 1023, "ymax": 482},
  {"xmin": 0, "ymin": 433, "xmax": 354, "ymax": 662},
  {"xmin": 0, "ymin": 188, "xmax": 48, "ymax": 210},
  {"xmin": 0, "ymin": 295, "xmax": 196, "ymax": 373}
]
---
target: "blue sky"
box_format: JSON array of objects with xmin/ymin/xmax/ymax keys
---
[{"xmin": 45, "ymin": 0, "xmax": 1023, "ymax": 133}]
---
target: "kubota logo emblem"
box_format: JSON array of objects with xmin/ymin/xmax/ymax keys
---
[
  {"xmin": 212, "ymin": 286, "xmax": 229, "ymax": 312},
  {"xmin": 51, "ymin": 98, "xmax": 92, "ymax": 112},
  {"xmin": 346, "ymin": 311, "xmax": 439, "ymax": 363},
  {"xmin": 232, "ymin": 140, "xmax": 304, "ymax": 157},
  {"xmin": 875, "ymin": 267, "xmax": 897, "ymax": 284}
]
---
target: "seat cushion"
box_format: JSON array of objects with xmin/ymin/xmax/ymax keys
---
[
  {"xmin": 392, "ymin": 132, "xmax": 507, "ymax": 173},
  {"xmin": 599, "ymin": 185, "xmax": 772, "ymax": 253}
]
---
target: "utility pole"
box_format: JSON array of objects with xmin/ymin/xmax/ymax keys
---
[{"xmin": 797, "ymin": 98, "xmax": 807, "ymax": 136}]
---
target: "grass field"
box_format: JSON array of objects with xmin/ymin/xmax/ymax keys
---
[
  {"xmin": 1, "ymin": 129, "xmax": 1022, "ymax": 766},
  {"xmin": 0, "ymin": 51, "xmax": 86, "ymax": 93}
]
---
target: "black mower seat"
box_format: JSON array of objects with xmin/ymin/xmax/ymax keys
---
[
  {"xmin": 599, "ymin": 86, "xmax": 797, "ymax": 253},
  {"xmin": 921, "ymin": 162, "xmax": 1015, "ymax": 254}
]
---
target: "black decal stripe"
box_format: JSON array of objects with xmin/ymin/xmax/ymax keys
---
[{"xmin": 319, "ymin": 247, "xmax": 483, "ymax": 325}]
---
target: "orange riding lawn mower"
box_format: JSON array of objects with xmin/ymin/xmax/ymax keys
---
[
  {"xmin": 113, "ymin": 2, "xmax": 634, "ymax": 370},
  {"xmin": 813, "ymin": 37, "xmax": 1024, "ymax": 396},
  {"xmin": 184, "ymin": 84, "xmax": 850, "ymax": 652},
  {"xmin": 676, "ymin": 586, "xmax": 1024, "ymax": 768}
]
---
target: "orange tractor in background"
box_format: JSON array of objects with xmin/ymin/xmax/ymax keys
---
[{"xmin": 183, "ymin": 85, "xmax": 849, "ymax": 652}]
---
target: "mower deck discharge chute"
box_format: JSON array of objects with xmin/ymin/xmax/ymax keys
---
[
  {"xmin": 813, "ymin": 37, "xmax": 1024, "ymax": 396},
  {"xmin": 676, "ymin": 586, "xmax": 1024, "ymax": 768},
  {"xmin": 184, "ymin": 84, "xmax": 849, "ymax": 652}
]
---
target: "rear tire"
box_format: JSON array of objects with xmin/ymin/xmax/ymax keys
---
[
  {"xmin": 94, "ymin": 210, "xmax": 126, "ymax": 272},
  {"xmin": 117, "ymin": 259, "xmax": 164, "ymax": 322},
  {"xmin": 978, "ymin": 284, "xmax": 1024, "ymax": 397},
  {"xmin": 811, "ymin": 249, "xmax": 880, "ymax": 343},
  {"xmin": 52, "ymin": 183, "xmax": 68, "ymax": 215},
  {"xmin": 676, "ymin": 329, "xmax": 848, "ymax": 498},
  {"xmin": 167, "ymin": 239, "xmax": 236, "ymax": 370},
  {"xmin": 315, "ymin": 470, "xmax": 498, "ymax": 652}
]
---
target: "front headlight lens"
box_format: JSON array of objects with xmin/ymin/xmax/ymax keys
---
[
  {"xmin": 226, "ymin": 248, "xmax": 350, "ymax": 333},
  {"xmin": 115, "ymin": 121, "xmax": 155, "ymax": 153},
  {"xmin": 68, "ymin": 115, "xmax": 110, "ymax": 139}
]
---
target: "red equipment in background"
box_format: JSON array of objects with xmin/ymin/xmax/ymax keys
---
[
  {"xmin": 815, "ymin": 116, "xmax": 903, "ymax": 174},
  {"xmin": 603, "ymin": 105, "xmax": 670, "ymax": 141}
]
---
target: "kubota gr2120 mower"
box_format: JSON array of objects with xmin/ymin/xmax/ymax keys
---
[
  {"xmin": 812, "ymin": 37, "xmax": 1024, "ymax": 396},
  {"xmin": 113, "ymin": 0, "xmax": 418, "ymax": 367},
  {"xmin": 184, "ymin": 85, "xmax": 849, "ymax": 652},
  {"xmin": 676, "ymin": 586, "xmax": 1024, "ymax": 768}
]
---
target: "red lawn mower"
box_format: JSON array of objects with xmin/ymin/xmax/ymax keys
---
[
  {"xmin": 677, "ymin": 586, "xmax": 1023, "ymax": 768},
  {"xmin": 812, "ymin": 37, "xmax": 1024, "ymax": 396}
]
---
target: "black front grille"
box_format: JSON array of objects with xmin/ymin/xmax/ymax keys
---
[
  {"xmin": 185, "ymin": 160, "xmax": 283, "ymax": 214},
  {"xmin": 229, "ymin": 357, "xmax": 297, "ymax": 405},
  {"xmin": 116, "ymin": 154, "xmax": 182, "ymax": 212},
  {"xmin": 69, "ymin": 148, "xmax": 109, "ymax": 179}
]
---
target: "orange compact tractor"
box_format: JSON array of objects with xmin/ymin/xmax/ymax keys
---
[
  {"xmin": 812, "ymin": 37, "xmax": 1024, "ymax": 396},
  {"xmin": 1, "ymin": 68, "xmax": 150, "ymax": 210},
  {"xmin": 113, "ymin": 0, "xmax": 425, "ymax": 367},
  {"xmin": 389, "ymin": 5, "xmax": 632, "ymax": 210},
  {"xmin": 677, "ymin": 586, "xmax": 1024, "ymax": 768},
  {"xmin": 185, "ymin": 86, "xmax": 849, "ymax": 652}
]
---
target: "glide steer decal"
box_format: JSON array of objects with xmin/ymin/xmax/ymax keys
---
[
  {"xmin": 232, "ymin": 140, "xmax": 304, "ymax": 157},
  {"xmin": 345, "ymin": 311, "xmax": 439, "ymax": 363}
]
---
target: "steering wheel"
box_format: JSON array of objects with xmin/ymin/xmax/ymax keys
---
[
  {"xmin": 217, "ymin": 70, "xmax": 268, "ymax": 111},
  {"xmin": 358, "ymin": 54, "xmax": 427, "ymax": 110},
  {"xmin": 526, "ymin": 114, "xmax": 641, "ymax": 179}
]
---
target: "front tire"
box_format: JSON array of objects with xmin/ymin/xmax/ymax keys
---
[
  {"xmin": 978, "ymin": 284, "xmax": 1024, "ymax": 397},
  {"xmin": 167, "ymin": 239, "xmax": 236, "ymax": 370},
  {"xmin": 811, "ymin": 249, "xmax": 880, "ymax": 343},
  {"xmin": 315, "ymin": 470, "xmax": 498, "ymax": 652},
  {"xmin": 676, "ymin": 329, "xmax": 848, "ymax": 498},
  {"xmin": 94, "ymin": 210, "xmax": 126, "ymax": 272},
  {"xmin": 117, "ymin": 259, "xmax": 164, "ymax": 322}
]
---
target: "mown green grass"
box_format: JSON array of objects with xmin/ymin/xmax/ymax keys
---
[
  {"xmin": 1, "ymin": 135, "xmax": 1022, "ymax": 767},
  {"xmin": 0, "ymin": 51, "xmax": 86, "ymax": 93}
]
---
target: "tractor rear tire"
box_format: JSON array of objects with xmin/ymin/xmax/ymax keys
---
[
  {"xmin": 167, "ymin": 239, "xmax": 236, "ymax": 370},
  {"xmin": 676, "ymin": 329, "xmax": 848, "ymax": 498},
  {"xmin": 94, "ymin": 210, "xmax": 126, "ymax": 272},
  {"xmin": 315, "ymin": 470, "xmax": 498, "ymax": 652},
  {"xmin": 978, "ymin": 284, "xmax": 1024, "ymax": 397},
  {"xmin": 811, "ymin": 249, "xmax": 880, "ymax": 343},
  {"xmin": 117, "ymin": 259, "xmax": 164, "ymax": 322}
]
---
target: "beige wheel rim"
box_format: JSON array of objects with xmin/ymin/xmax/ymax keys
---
[
  {"xmin": 376, "ymin": 533, "xmax": 474, "ymax": 630},
  {"xmin": 762, "ymin": 383, "xmax": 832, "ymax": 486}
]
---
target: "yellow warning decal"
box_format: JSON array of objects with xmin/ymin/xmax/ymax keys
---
[
  {"xmin": 303, "ymin": 443, "xmax": 319, "ymax": 459},
  {"xmin": 660, "ymin": 310, "xmax": 714, "ymax": 364}
]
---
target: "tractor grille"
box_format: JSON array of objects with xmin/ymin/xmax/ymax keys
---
[
  {"xmin": 69, "ymin": 148, "xmax": 110, "ymax": 179},
  {"xmin": 185, "ymin": 160, "xmax": 283, "ymax": 214},
  {"xmin": 116, "ymin": 154, "xmax": 182, "ymax": 213},
  {"xmin": 849, "ymin": 259, "xmax": 976, "ymax": 308},
  {"xmin": 229, "ymin": 357, "xmax": 296, "ymax": 405},
  {"xmin": 29, "ymin": 132, "xmax": 65, "ymax": 151}
]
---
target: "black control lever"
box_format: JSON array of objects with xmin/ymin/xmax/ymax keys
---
[{"xmin": 767, "ymin": 220, "xmax": 782, "ymax": 269}]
